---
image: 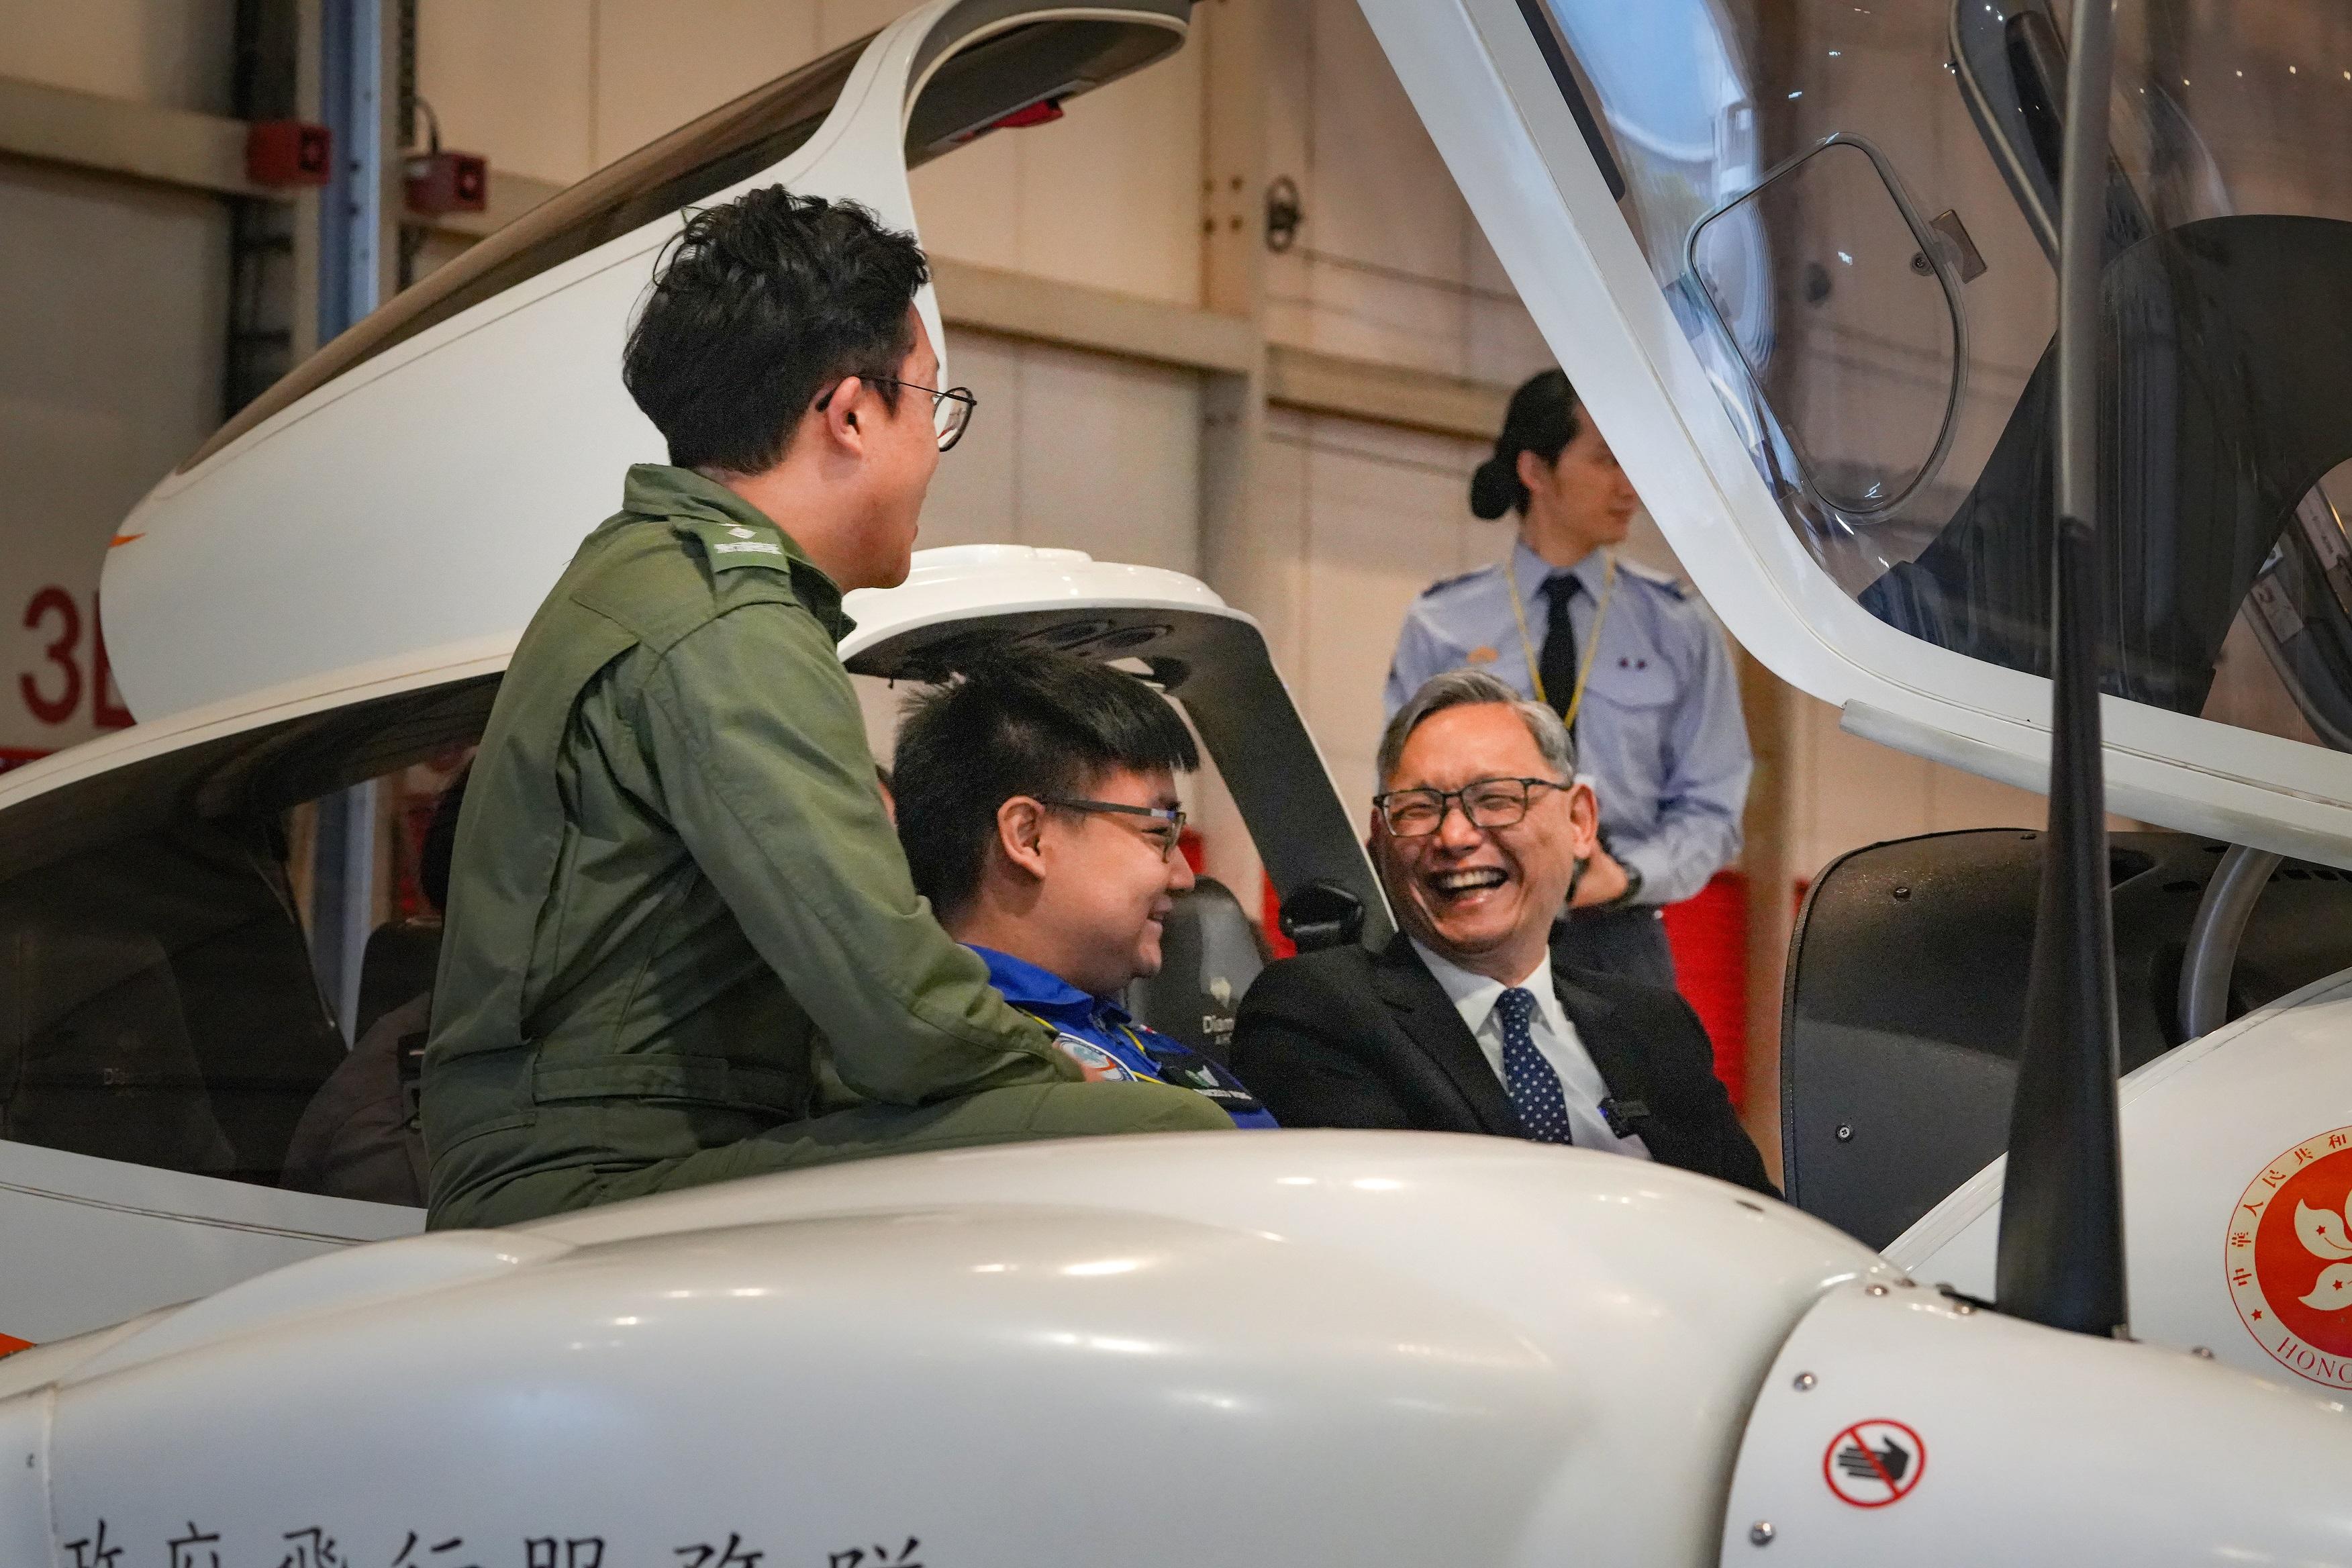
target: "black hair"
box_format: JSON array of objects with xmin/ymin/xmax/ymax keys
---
[
  {"xmin": 1469, "ymin": 368, "xmax": 1583, "ymax": 520},
  {"xmin": 419, "ymin": 764, "xmax": 470, "ymax": 916},
  {"xmin": 893, "ymin": 644, "xmax": 1199, "ymax": 918},
  {"xmin": 622, "ymin": 187, "xmax": 930, "ymax": 475}
]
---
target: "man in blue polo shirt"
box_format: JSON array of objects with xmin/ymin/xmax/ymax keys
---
[{"xmin": 893, "ymin": 645, "xmax": 1273, "ymax": 1129}]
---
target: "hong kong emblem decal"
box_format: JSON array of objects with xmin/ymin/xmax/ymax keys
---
[{"xmin": 2228, "ymin": 1126, "xmax": 2352, "ymax": 1388}]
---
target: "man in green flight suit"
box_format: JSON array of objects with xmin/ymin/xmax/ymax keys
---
[{"xmin": 422, "ymin": 188, "xmax": 1229, "ymax": 1229}]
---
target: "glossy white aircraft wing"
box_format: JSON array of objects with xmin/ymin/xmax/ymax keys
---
[
  {"xmin": 1355, "ymin": 0, "xmax": 2352, "ymax": 869},
  {"xmin": 12, "ymin": 1134, "xmax": 2352, "ymax": 1566}
]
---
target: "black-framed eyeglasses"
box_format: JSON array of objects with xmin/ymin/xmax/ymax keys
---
[
  {"xmin": 1372, "ymin": 777, "xmax": 1570, "ymax": 838},
  {"xmin": 816, "ymin": 375, "xmax": 977, "ymax": 452},
  {"xmin": 1036, "ymin": 796, "xmax": 1187, "ymax": 859}
]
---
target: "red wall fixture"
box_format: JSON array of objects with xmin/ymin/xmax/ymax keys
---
[
  {"xmin": 1259, "ymin": 872, "xmax": 1298, "ymax": 961},
  {"xmin": 1662, "ymin": 871, "xmax": 1750, "ymax": 1110}
]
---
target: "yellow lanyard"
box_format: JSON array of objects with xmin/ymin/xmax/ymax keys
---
[
  {"xmin": 1508, "ymin": 549, "xmax": 1617, "ymax": 727},
  {"xmin": 1013, "ymin": 1003, "xmax": 1153, "ymax": 1070}
]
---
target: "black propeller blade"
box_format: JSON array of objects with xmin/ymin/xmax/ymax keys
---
[{"xmin": 1993, "ymin": 0, "xmax": 2128, "ymax": 1339}]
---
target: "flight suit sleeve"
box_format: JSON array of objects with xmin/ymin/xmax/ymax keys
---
[
  {"xmin": 636, "ymin": 601, "xmax": 1078, "ymax": 1105},
  {"xmin": 1617, "ymin": 614, "xmax": 1753, "ymax": 907}
]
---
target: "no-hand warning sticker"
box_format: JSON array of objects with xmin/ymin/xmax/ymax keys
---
[{"xmin": 1822, "ymin": 1419, "xmax": 1925, "ymax": 1508}]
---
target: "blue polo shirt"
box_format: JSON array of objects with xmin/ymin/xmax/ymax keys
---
[{"xmin": 969, "ymin": 944, "xmax": 1277, "ymax": 1130}]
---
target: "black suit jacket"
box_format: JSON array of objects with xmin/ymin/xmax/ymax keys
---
[{"xmin": 1230, "ymin": 931, "xmax": 1775, "ymax": 1194}]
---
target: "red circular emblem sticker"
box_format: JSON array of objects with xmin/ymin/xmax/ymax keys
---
[
  {"xmin": 1821, "ymin": 1419, "xmax": 1925, "ymax": 1508},
  {"xmin": 2228, "ymin": 1126, "xmax": 2352, "ymax": 1387}
]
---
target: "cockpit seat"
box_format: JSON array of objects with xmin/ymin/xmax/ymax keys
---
[
  {"xmin": 1126, "ymin": 876, "xmax": 1267, "ymax": 1065},
  {"xmin": 279, "ymin": 918, "xmax": 440, "ymax": 1207},
  {"xmin": 1781, "ymin": 828, "xmax": 2352, "ymax": 1249},
  {"xmin": 0, "ymin": 916, "xmax": 237, "ymax": 1175},
  {"xmin": 354, "ymin": 917, "xmax": 442, "ymax": 1044}
]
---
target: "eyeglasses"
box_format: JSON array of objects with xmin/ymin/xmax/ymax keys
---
[
  {"xmin": 816, "ymin": 375, "xmax": 977, "ymax": 452},
  {"xmin": 874, "ymin": 377, "xmax": 978, "ymax": 451},
  {"xmin": 1036, "ymin": 796, "xmax": 1187, "ymax": 859},
  {"xmin": 1373, "ymin": 777, "xmax": 1570, "ymax": 838}
]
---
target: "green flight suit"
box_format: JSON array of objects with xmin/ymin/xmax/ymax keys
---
[{"xmin": 423, "ymin": 464, "xmax": 1226, "ymax": 1228}]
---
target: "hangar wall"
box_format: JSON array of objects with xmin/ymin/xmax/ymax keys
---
[
  {"xmin": 0, "ymin": 0, "xmax": 238, "ymax": 763},
  {"xmin": 407, "ymin": 0, "xmax": 1210, "ymax": 573}
]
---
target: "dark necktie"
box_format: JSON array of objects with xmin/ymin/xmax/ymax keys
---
[
  {"xmin": 1537, "ymin": 573, "xmax": 1582, "ymax": 726},
  {"xmin": 1494, "ymin": 987, "xmax": 1574, "ymax": 1145}
]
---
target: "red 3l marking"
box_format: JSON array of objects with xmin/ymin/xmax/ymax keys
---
[{"xmin": 1823, "ymin": 1419, "xmax": 1925, "ymax": 1508}]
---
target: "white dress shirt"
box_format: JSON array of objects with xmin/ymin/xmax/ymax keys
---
[{"xmin": 1408, "ymin": 938, "xmax": 1653, "ymax": 1161}]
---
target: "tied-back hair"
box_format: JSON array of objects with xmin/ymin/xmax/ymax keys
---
[
  {"xmin": 893, "ymin": 643, "xmax": 1199, "ymax": 916},
  {"xmin": 1377, "ymin": 669, "xmax": 1577, "ymax": 788},
  {"xmin": 623, "ymin": 187, "xmax": 929, "ymax": 476},
  {"xmin": 1469, "ymin": 368, "xmax": 1583, "ymax": 520}
]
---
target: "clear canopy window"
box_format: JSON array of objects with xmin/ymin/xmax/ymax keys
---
[{"xmin": 1530, "ymin": 0, "xmax": 2352, "ymax": 753}]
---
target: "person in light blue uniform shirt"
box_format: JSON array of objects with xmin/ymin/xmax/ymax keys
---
[
  {"xmin": 1387, "ymin": 369, "xmax": 1751, "ymax": 989},
  {"xmin": 893, "ymin": 643, "xmax": 1275, "ymax": 1130}
]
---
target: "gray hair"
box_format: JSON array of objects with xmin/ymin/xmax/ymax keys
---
[{"xmin": 1376, "ymin": 669, "xmax": 1577, "ymax": 788}]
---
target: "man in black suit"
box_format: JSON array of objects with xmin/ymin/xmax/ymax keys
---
[{"xmin": 1230, "ymin": 670, "xmax": 1772, "ymax": 1193}]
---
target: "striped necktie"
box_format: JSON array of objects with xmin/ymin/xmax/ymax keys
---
[{"xmin": 1494, "ymin": 986, "xmax": 1573, "ymax": 1145}]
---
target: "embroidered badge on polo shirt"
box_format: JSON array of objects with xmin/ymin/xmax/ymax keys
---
[{"xmin": 1052, "ymin": 1033, "xmax": 1137, "ymax": 1083}]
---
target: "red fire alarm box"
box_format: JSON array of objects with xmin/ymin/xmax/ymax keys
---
[
  {"xmin": 246, "ymin": 119, "xmax": 332, "ymax": 187},
  {"xmin": 405, "ymin": 150, "xmax": 488, "ymax": 215}
]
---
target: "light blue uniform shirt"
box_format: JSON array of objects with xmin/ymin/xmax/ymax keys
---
[{"xmin": 1384, "ymin": 538, "xmax": 1751, "ymax": 907}]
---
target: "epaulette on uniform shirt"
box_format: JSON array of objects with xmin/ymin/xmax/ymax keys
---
[
  {"xmin": 1617, "ymin": 557, "xmax": 1693, "ymax": 600},
  {"xmin": 1418, "ymin": 565, "xmax": 1494, "ymax": 600}
]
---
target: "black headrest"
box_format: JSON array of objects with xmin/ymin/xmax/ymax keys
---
[
  {"xmin": 1278, "ymin": 879, "xmax": 1365, "ymax": 954},
  {"xmin": 1126, "ymin": 876, "xmax": 1267, "ymax": 1065}
]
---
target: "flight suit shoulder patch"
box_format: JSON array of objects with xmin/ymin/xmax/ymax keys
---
[{"xmin": 674, "ymin": 516, "xmax": 794, "ymax": 573}]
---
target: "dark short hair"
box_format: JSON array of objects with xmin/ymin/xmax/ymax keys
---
[
  {"xmin": 893, "ymin": 645, "xmax": 1199, "ymax": 916},
  {"xmin": 623, "ymin": 187, "xmax": 930, "ymax": 475},
  {"xmin": 1469, "ymin": 368, "xmax": 1584, "ymax": 519}
]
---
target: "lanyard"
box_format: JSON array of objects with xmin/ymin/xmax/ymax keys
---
[
  {"xmin": 1011, "ymin": 1003, "xmax": 1151, "ymax": 1073},
  {"xmin": 1017, "ymin": 1004, "xmax": 1250, "ymax": 1097},
  {"xmin": 1508, "ymin": 548, "xmax": 1618, "ymax": 726},
  {"xmin": 1114, "ymin": 1019, "xmax": 1266, "ymax": 1113}
]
